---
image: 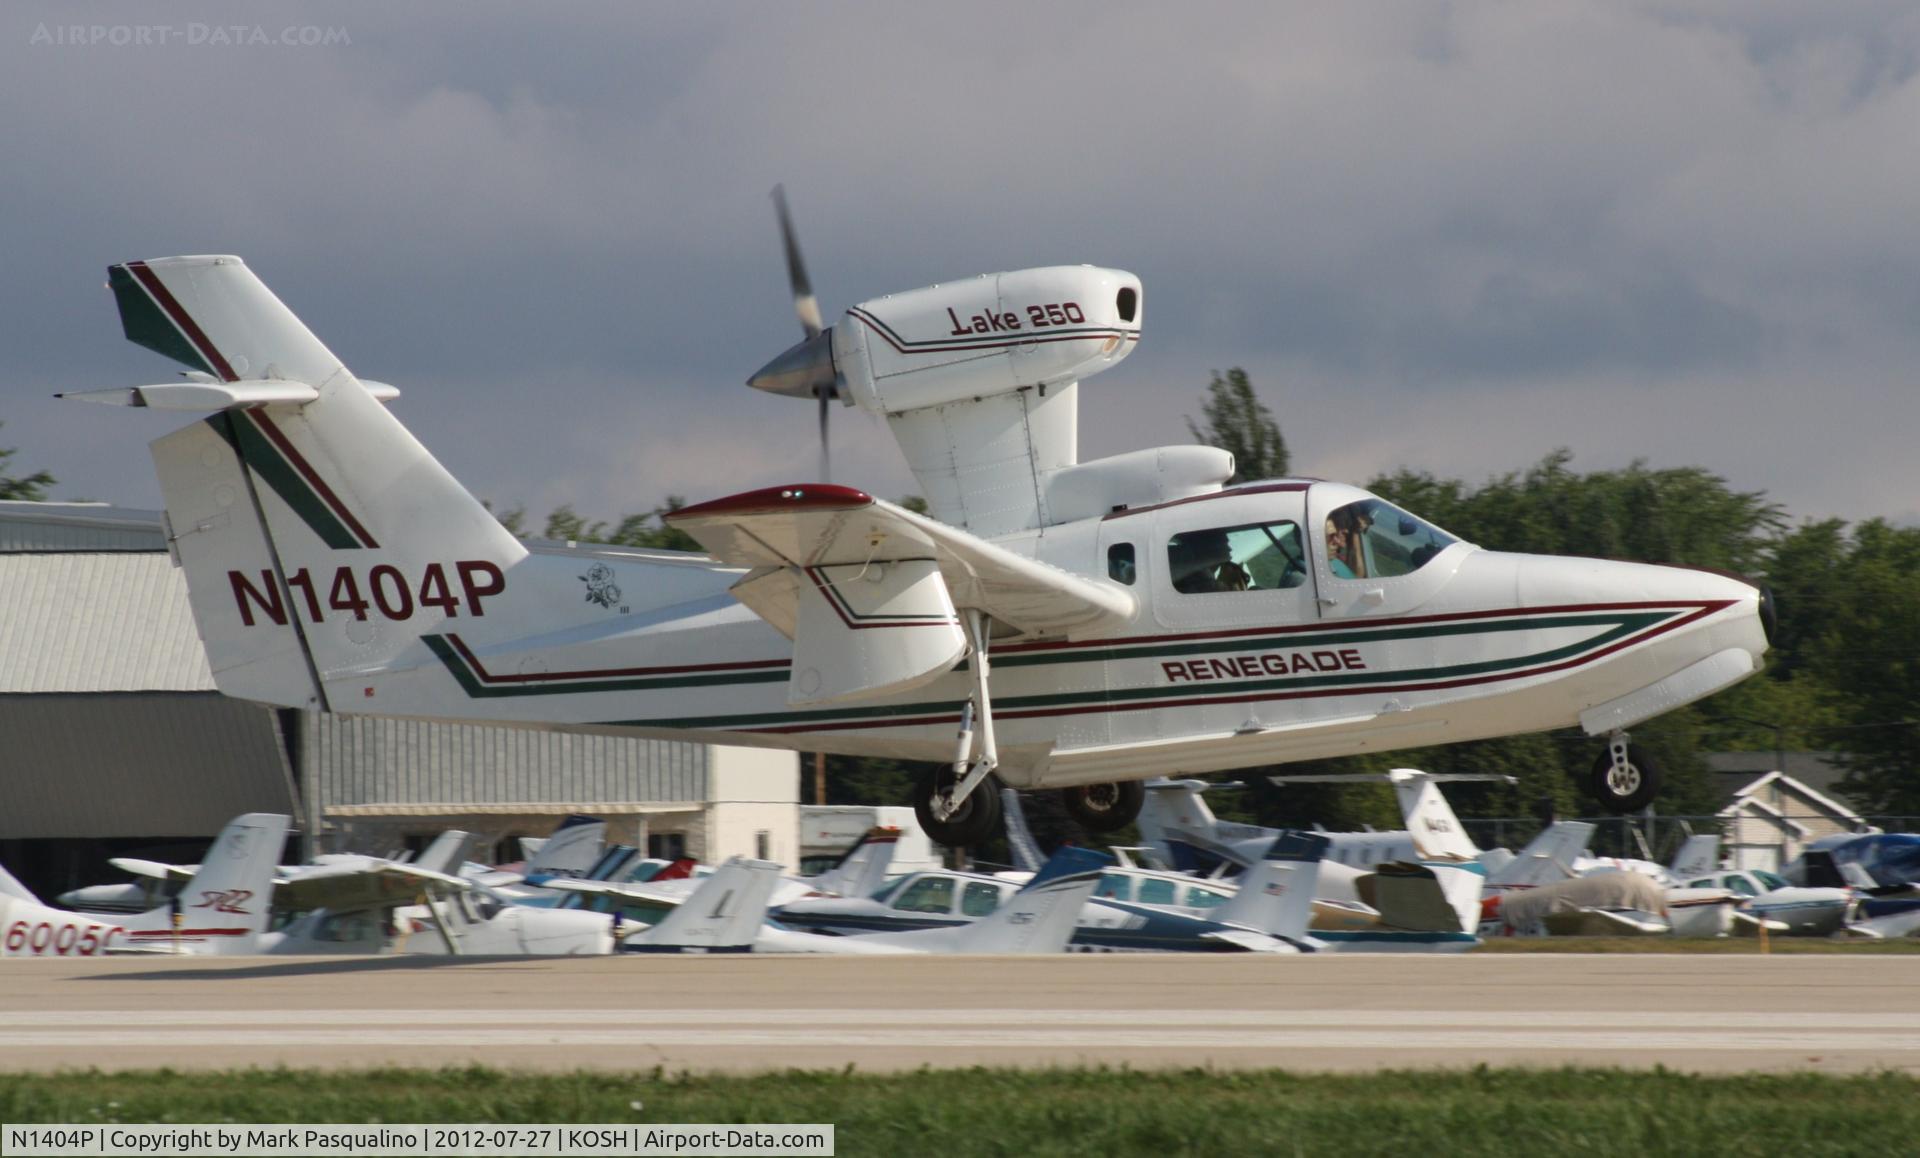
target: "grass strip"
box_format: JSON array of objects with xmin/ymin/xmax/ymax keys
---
[{"xmin": 5, "ymin": 1065, "xmax": 1919, "ymax": 1157}]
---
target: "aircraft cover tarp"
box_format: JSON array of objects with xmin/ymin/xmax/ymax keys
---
[{"xmin": 1499, "ymin": 872, "xmax": 1668, "ymax": 927}]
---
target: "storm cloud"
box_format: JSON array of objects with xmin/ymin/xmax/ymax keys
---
[{"xmin": 6, "ymin": 1, "xmax": 1919, "ymax": 525}]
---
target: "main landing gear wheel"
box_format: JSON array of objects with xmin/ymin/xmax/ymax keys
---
[
  {"xmin": 1589, "ymin": 740, "xmax": 1661, "ymax": 814},
  {"xmin": 915, "ymin": 765, "xmax": 1004, "ymax": 847},
  {"xmin": 1059, "ymin": 781, "xmax": 1145, "ymax": 833}
]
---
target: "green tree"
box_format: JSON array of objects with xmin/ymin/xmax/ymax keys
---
[
  {"xmin": 1786, "ymin": 518, "xmax": 1920, "ymax": 813},
  {"xmin": 0, "ymin": 423, "xmax": 54, "ymax": 500},
  {"xmin": 1187, "ymin": 368, "xmax": 1289, "ymax": 483}
]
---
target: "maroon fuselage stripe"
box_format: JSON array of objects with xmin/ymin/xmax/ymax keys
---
[
  {"xmin": 805, "ymin": 566, "xmax": 958, "ymax": 630},
  {"xmin": 849, "ymin": 307, "xmax": 1138, "ymax": 355},
  {"xmin": 993, "ymin": 599, "xmax": 1735, "ymax": 656},
  {"xmin": 245, "ymin": 411, "xmax": 381, "ymax": 549},
  {"xmin": 739, "ymin": 602, "xmax": 1725, "ymax": 734},
  {"xmin": 447, "ymin": 633, "xmax": 788, "ymax": 683},
  {"xmin": 126, "ymin": 261, "xmax": 239, "ymax": 382}
]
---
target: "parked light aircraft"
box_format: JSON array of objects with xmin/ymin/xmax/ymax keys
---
[
  {"xmin": 1, "ymin": 814, "xmax": 288, "ymax": 956},
  {"xmin": 68, "ymin": 234, "xmax": 1773, "ymax": 846}
]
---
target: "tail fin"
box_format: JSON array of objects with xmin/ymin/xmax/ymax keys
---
[
  {"xmin": 524, "ymin": 816, "xmax": 607, "ymax": 881},
  {"xmin": 414, "ymin": 830, "xmax": 474, "ymax": 877},
  {"xmin": 808, "ymin": 827, "xmax": 900, "ymax": 898},
  {"xmin": 1486, "ymin": 821, "xmax": 1596, "ymax": 889},
  {"xmin": 105, "ymin": 256, "xmax": 524, "ymax": 712},
  {"xmin": 1215, "ymin": 831, "xmax": 1326, "ymax": 943},
  {"xmin": 1137, "ymin": 779, "xmax": 1220, "ymax": 857},
  {"xmin": 627, "ymin": 857, "xmax": 779, "ymax": 952},
  {"xmin": 1669, "ymin": 834, "xmax": 1719, "ymax": 880},
  {"xmin": 1386, "ymin": 770, "xmax": 1480, "ymax": 860},
  {"xmin": 0, "ymin": 864, "xmax": 42, "ymax": 905},
  {"xmin": 142, "ymin": 813, "xmax": 289, "ymax": 953},
  {"xmin": 949, "ymin": 846, "xmax": 1108, "ymax": 954}
]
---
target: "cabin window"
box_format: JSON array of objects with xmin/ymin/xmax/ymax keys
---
[
  {"xmin": 1185, "ymin": 886, "xmax": 1230, "ymax": 910},
  {"xmin": 1723, "ymin": 875, "xmax": 1758, "ymax": 897},
  {"xmin": 892, "ymin": 876, "xmax": 956, "ymax": 914},
  {"xmin": 1324, "ymin": 499, "xmax": 1457, "ymax": 580},
  {"xmin": 1753, "ymin": 870, "xmax": 1789, "ymax": 891},
  {"xmin": 1136, "ymin": 878, "xmax": 1177, "ymax": 905},
  {"xmin": 1107, "ymin": 543, "xmax": 1137, "ymax": 585},
  {"xmin": 961, "ymin": 881, "xmax": 1005, "ymax": 917},
  {"xmin": 1167, "ymin": 521, "xmax": 1308, "ymax": 594},
  {"xmin": 1094, "ymin": 873, "xmax": 1133, "ymax": 901}
]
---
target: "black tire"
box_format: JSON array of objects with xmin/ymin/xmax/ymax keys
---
[
  {"xmin": 1589, "ymin": 743, "xmax": 1661, "ymax": 814},
  {"xmin": 1059, "ymin": 780, "xmax": 1146, "ymax": 833},
  {"xmin": 914, "ymin": 766, "xmax": 1004, "ymax": 847}
]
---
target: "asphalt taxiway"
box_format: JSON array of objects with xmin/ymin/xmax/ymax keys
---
[{"xmin": 2, "ymin": 954, "xmax": 1914, "ymax": 1073}]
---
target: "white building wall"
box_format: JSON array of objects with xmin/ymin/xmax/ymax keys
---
[{"xmin": 703, "ymin": 746, "xmax": 800, "ymax": 870}]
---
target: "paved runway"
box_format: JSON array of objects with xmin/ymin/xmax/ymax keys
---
[{"xmin": 2, "ymin": 954, "xmax": 1915, "ymax": 1073}]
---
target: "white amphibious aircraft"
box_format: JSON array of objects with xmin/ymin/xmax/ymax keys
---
[
  {"xmin": 68, "ymin": 228, "xmax": 1772, "ymax": 845},
  {"xmin": 0, "ymin": 814, "xmax": 288, "ymax": 956}
]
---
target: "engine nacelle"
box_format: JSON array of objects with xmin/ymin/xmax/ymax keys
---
[{"xmin": 834, "ymin": 266, "xmax": 1141, "ymax": 416}]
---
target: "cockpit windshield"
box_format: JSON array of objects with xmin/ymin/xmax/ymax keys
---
[{"xmin": 1324, "ymin": 499, "xmax": 1457, "ymax": 580}]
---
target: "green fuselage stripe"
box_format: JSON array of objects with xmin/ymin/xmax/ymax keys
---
[
  {"xmin": 209, "ymin": 414, "xmax": 361, "ymax": 550},
  {"xmin": 422, "ymin": 609, "xmax": 1679, "ymax": 730}
]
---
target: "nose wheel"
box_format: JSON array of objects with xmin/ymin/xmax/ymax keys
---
[{"xmin": 1589, "ymin": 732, "xmax": 1661, "ymax": 814}]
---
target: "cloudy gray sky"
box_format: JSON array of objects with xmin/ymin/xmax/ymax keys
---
[{"xmin": 7, "ymin": 2, "xmax": 1919, "ymax": 528}]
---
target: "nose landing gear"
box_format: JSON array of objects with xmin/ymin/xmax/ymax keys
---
[{"xmin": 1590, "ymin": 730, "xmax": 1661, "ymax": 814}]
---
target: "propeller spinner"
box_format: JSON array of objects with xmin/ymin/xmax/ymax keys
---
[{"xmin": 752, "ymin": 185, "xmax": 840, "ymax": 480}]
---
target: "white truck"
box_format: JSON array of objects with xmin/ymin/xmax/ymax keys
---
[{"xmin": 798, "ymin": 806, "xmax": 942, "ymax": 879}]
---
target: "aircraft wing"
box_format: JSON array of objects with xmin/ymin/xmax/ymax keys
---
[
  {"xmin": 667, "ymin": 485, "xmax": 1134, "ymax": 705},
  {"xmin": 272, "ymin": 862, "xmax": 469, "ymax": 913},
  {"xmin": 539, "ymin": 878, "xmax": 681, "ymax": 919},
  {"xmin": 108, "ymin": 857, "xmax": 197, "ymax": 884}
]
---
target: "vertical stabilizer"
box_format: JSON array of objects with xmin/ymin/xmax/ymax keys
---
[
  {"xmin": 1388, "ymin": 770, "xmax": 1480, "ymax": 861},
  {"xmin": 1215, "ymin": 831, "xmax": 1327, "ymax": 943},
  {"xmin": 1669, "ymin": 834, "xmax": 1720, "ymax": 880},
  {"xmin": 950, "ymin": 846, "xmax": 1108, "ymax": 954},
  {"xmin": 629, "ymin": 858, "xmax": 779, "ymax": 952},
  {"xmin": 130, "ymin": 813, "xmax": 289, "ymax": 954},
  {"xmin": 809, "ymin": 827, "xmax": 900, "ymax": 898},
  {"xmin": 524, "ymin": 816, "xmax": 608, "ymax": 881},
  {"xmin": 1486, "ymin": 821, "xmax": 1596, "ymax": 890}
]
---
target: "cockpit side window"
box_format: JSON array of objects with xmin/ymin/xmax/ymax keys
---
[
  {"xmin": 1167, "ymin": 521, "xmax": 1308, "ymax": 594},
  {"xmin": 1107, "ymin": 542, "xmax": 1136, "ymax": 585},
  {"xmin": 1324, "ymin": 499, "xmax": 1457, "ymax": 580}
]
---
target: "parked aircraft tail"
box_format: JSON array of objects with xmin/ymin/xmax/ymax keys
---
[
  {"xmin": 414, "ymin": 830, "xmax": 475, "ymax": 877},
  {"xmin": 523, "ymin": 815, "xmax": 607, "ymax": 881},
  {"xmin": 0, "ymin": 864, "xmax": 42, "ymax": 904},
  {"xmin": 1485, "ymin": 821, "xmax": 1595, "ymax": 890},
  {"xmin": 624, "ymin": 857, "xmax": 779, "ymax": 952},
  {"xmin": 808, "ymin": 827, "xmax": 900, "ymax": 898},
  {"xmin": 1214, "ymin": 831, "xmax": 1327, "ymax": 944},
  {"xmin": 1669, "ymin": 834, "xmax": 1719, "ymax": 880},
  {"xmin": 949, "ymin": 846, "xmax": 1109, "ymax": 953},
  {"xmin": 121, "ymin": 813, "xmax": 289, "ymax": 954}
]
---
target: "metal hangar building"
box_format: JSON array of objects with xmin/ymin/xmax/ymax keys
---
[{"xmin": 0, "ymin": 501, "xmax": 799, "ymax": 897}]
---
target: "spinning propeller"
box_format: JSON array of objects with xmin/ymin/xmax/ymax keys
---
[{"xmin": 750, "ymin": 185, "xmax": 841, "ymax": 481}]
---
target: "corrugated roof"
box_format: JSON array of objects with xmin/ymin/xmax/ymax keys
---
[
  {"xmin": 0, "ymin": 502, "xmax": 166, "ymax": 552},
  {"xmin": 299, "ymin": 713, "xmax": 711, "ymax": 810},
  {"xmin": 0, "ymin": 554, "xmax": 213, "ymax": 691},
  {"xmin": 0, "ymin": 693, "xmax": 297, "ymax": 839}
]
